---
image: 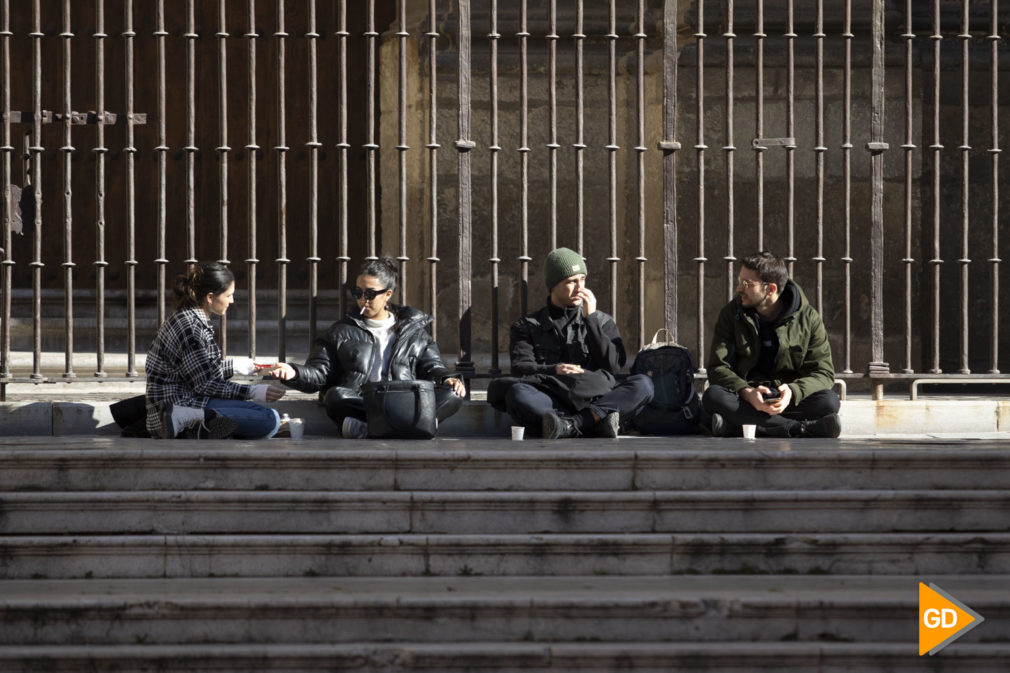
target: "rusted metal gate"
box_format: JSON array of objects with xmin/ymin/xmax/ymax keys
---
[{"xmin": 0, "ymin": 0, "xmax": 1007, "ymax": 399}]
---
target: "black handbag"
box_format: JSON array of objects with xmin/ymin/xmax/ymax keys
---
[{"xmin": 361, "ymin": 380, "xmax": 438, "ymax": 439}]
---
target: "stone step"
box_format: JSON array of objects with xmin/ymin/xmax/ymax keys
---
[
  {"xmin": 0, "ymin": 576, "xmax": 1004, "ymax": 646},
  {"xmin": 0, "ymin": 642, "xmax": 1007, "ymax": 672},
  {"xmin": 2, "ymin": 490, "xmax": 1008, "ymax": 535},
  {"xmin": 6, "ymin": 375, "xmax": 1010, "ymax": 436},
  {"xmin": 4, "ymin": 533, "xmax": 1009, "ymax": 579},
  {"xmin": 4, "ymin": 442, "xmax": 1010, "ymax": 492}
]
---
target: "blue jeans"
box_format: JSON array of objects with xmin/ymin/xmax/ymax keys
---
[{"xmin": 205, "ymin": 399, "xmax": 280, "ymax": 439}]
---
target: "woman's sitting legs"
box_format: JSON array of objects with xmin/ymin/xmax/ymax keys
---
[{"xmin": 205, "ymin": 399, "xmax": 281, "ymax": 439}]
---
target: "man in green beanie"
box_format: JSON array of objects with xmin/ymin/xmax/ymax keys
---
[{"xmin": 502, "ymin": 247, "xmax": 654, "ymax": 439}]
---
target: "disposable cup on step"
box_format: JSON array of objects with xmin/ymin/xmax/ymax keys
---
[
  {"xmin": 510, "ymin": 425, "xmax": 525, "ymax": 441},
  {"xmin": 289, "ymin": 418, "xmax": 305, "ymax": 440},
  {"xmin": 742, "ymin": 424, "xmax": 757, "ymax": 440}
]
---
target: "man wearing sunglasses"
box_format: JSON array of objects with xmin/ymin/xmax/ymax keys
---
[
  {"xmin": 702, "ymin": 250, "xmax": 841, "ymax": 438},
  {"xmin": 496, "ymin": 247, "xmax": 654, "ymax": 439}
]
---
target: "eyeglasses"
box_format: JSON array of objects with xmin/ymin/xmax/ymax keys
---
[
  {"xmin": 350, "ymin": 286, "xmax": 390, "ymax": 301},
  {"xmin": 736, "ymin": 277, "xmax": 767, "ymax": 290}
]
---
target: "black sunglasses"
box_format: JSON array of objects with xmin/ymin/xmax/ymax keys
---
[{"xmin": 350, "ymin": 286, "xmax": 390, "ymax": 301}]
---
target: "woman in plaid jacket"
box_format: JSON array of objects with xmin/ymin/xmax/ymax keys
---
[{"xmin": 145, "ymin": 263, "xmax": 286, "ymax": 439}]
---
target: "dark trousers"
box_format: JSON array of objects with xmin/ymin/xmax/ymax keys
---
[
  {"xmin": 701, "ymin": 385, "xmax": 840, "ymax": 437},
  {"xmin": 505, "ymin": 373, "xmax": 654, "ymax": 435},
  {"xmin": 323, "ymin": 383, "xmax": 464, "ymax": 429}
]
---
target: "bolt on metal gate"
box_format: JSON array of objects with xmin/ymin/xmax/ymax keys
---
[{"xmin": 0, "ymin": 0, "xmax": 1006, "ymax": 400}]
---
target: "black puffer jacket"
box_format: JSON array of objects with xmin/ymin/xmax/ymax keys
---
[{"xmin": 283, "ymin": 305, "xmax": 453, "ymax": 395}]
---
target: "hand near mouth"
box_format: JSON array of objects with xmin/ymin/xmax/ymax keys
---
[{"xmin": 575, "ymin": 287, "xmax": 597, "ymax": 316}]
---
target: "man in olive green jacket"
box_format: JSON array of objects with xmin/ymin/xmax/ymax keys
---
[{"xmin": 703, "ymin": 251, "xmax": 841, "ymax": 438}]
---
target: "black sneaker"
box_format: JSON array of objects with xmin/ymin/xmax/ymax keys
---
[
  {"xmin": 587, "ymin": 411, "xmax": 620, "ymax": 438},
  {"xmin": 709, "ymin": 412, "xmax": 728, "ymax": 437},
  {"xmin": 800, "ymin": 413, "xmax": 842, "ymax": 438},
  {"xmin": 542, "ymin": 411, "xmax": 581, "ymax": 439}
]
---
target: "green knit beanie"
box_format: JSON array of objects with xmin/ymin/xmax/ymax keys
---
[{"xmin": 544, "ymin": 247, "xmax": 587, "ymax": 290}]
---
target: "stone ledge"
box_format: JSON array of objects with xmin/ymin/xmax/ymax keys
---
[
  {"xmin": 2, "ymin": 576, "xmax": 1006, "ymax": 646},
  {"xmin": 0, "ymin": 398, "xmax": 1007, "ymax": 438},
  {"xmin": 1, "ymin": 641, "xmax": 1007, "ymax": 673},
  {"xmin": 2, "ymin": 489, "xmax": 1009, "ymax": 536},
  {"xmin": 4, "ymin": 532, "xmax": 1010, "ymax": 578}
]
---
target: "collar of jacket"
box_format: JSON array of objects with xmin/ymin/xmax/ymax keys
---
[
  {"xmin": 734, "ymin": 279, "xmax": 803, "ymax": 326},
  {"xmin": 181, "ymin": 305, "xmax": 213, "ymax": 328},
  {"xmin": 343, "ymin": 304, "xmax": 433, "ymax": 333},
  {"xmin": 547, "ymin": 301, "xmax": 582, "ymax": 319}
]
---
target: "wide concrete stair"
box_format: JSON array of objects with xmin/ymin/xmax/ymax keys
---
[{"xmin": 1, "ymin": 436, "xmax": 1009, "ymax": 671}]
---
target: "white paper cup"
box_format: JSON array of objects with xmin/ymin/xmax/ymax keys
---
[
  {"xmin": 289, "ymin": 418, "xmax": 305, "ymax": 440},
  {"xmin": 742, "ymin": 424, "xmax": 757, "ymax": 440},
  {"xmin": 510, "ymin": 425, "xmax": 525, "ymax": 441}
]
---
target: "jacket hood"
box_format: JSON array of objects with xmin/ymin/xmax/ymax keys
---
[{"xmin": 736, "ymin": 278, "xmax": 805, "ymax": 324}]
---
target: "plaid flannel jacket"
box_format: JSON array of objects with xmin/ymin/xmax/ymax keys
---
[{"xmin": 145, "ymin": 306, "xmax": 251, "ymax": 436}]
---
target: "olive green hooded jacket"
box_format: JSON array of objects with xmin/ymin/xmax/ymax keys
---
[{"xmin": 706, "ymin": 280, "xmax": 834, "ymax": 405}]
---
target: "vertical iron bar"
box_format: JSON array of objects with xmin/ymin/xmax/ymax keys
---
[
  {"xmin": 661, "ymin": 0, "xmax": 679, "ymax": 342},
  {"xmin": 395, "ymin": 0, "xmax": 408, "ymax": 306},
  {"xmin": 0, "ymin": 0, "xmax": 11, "ymax": 382},
  {"xmin": 337, "ymin": 0, "xmax": 349, "ymax": 318},
  {"xmin": 365, "ymin": 0, "xmax": 377, "ymax": 260},
  {"xmin": 928, "ymin": 0, "xmax": 943, "ymax": 373},
  {"xmin": 307, "ymin": 0, "xmax": 320, "ymax": 344},
  {"xmin": 155, "ymin": 0, "xmax": 168, "ymax": 327},
  {"xmin": 519, "ymin": 0, "xmax": 529, "ymax": 316},
  {"xmin": 547, "ymin": 0, "xmax": 557, "ymax": 250},
  {"xmin": 694, "ymin": 1, "xmax": 706, "ymax": 364},
  {"xmin": 901, "ymin": 0, "xmax": 915, "ymax": 373},
  {"xmin": 958, "ymin": 1, "xmax": 970, "ymax": 373},
  {"xmin": 93, "ymin": 0, "xmax": 108, "ymax": 378},
  {"xmin": 123, "ymin": 0, "xmax": 138, "ymax": 377},
  {"xmin": 61, "ymin": 0, "xmax": 75, "ymax": 380},
  {"xmin": 754, "ymin": 0, "xmax": 765, "ymax": 250},
  {"xmin": 785, "ymin": 0, "xmax": 796, "ymax": 278},
  {"xmin": 988, "ymin": 0, "xmax": 1001, "ymax": 373},
  {"xmin": 185, "ymin": 0, "xmax": 197, "ymax": 268},
  {"xmin": 723, "ymin": 0, "xmax": 735, "ymax": 301},
  {"xmin": 635, "ymin": 0, "xmax": 646, "ymax": 350},
  {"xmin": 275, "ymin": 0, "xmax": 289, "ymax": 361},
  {"xmin": 217, "ymin": 0, "xmax": 230, "ymax": 356},
  {"xmin": 574, "ymin": 0, "xmax": 585, "ymax": 255},
  {"xmin": 606, "ymin": 0, "xmax": 619, "ymax": 319},
  {"xmin": 425, "ymin": 0, "xmax": 438, "ymax": 340},
  {"xmin": 456, "ymin": 0, "xmax": 474, "ymax": 378},
  {"xmin": 868, "ymin": 0, "xmax": 889, "ymax": 385},
  {"xmin": 246, "ymin": 0, "xmax": 259, "ymax": 357},
  {"xmin": 813, "ymin": 0, "xmax": 825, "ymax": 312},
  {"xmin": 30, "ymin": 0, "xmax": 42, "ymax": 380},
  {"xmin": 489, "ymin": 0, "xmax": 501, "ymax": 374},
  {"xmin": 841, "ymin": 0, "xmax": 853, "ymax": 374}
]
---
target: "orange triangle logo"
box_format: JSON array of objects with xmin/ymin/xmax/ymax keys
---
[{"xmin": 919, "ymin": 582, "xmax": 984, "ymax": 655}]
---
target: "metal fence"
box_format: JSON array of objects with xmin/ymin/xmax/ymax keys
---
[{"xmin": 0, "ymin": 1, "xmax": 1007, "ymax": 398}]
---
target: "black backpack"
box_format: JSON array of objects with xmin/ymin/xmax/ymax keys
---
[{"xmin": 630, "ymin": 330, "xmax": 704, "ymax": 435}]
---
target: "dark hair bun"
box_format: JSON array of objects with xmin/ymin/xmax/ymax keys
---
[{"xmin": 172, "ymin": 262, "xmax": 235, "ymax": 310}]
